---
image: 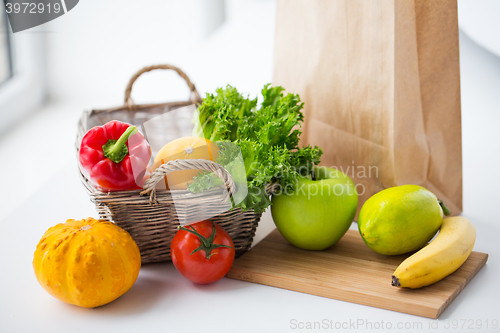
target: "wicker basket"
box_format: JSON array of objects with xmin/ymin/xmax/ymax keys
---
[{"xmin": 76, "ymin": 64, "xmax": 263, "ymax": 264}]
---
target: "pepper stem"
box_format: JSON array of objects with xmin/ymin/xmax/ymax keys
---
[
  {"xmin": 438, "ymin": 199, "xmax": 451, "ymax": 217},
  {"xmin": 102, "ymin": 126, "xmax": 138, "ymax": 163},
  {"xmin": 178, "ymin": 221, "xmax": 234, "ymax": 259}
]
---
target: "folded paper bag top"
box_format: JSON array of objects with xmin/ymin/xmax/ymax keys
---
[{"xmin": 272, "ymin": 0, "xmax": 462, "ymax": 217}]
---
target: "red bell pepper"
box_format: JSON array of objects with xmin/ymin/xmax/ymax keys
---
[{"xmin": 79, "ymin": 120, "xmax": 151, "ymax": 192}]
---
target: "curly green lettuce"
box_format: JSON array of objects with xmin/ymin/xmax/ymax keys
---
[{"xmin": 189, "ymin": 84, "xmax": 322, "ymax": 213}]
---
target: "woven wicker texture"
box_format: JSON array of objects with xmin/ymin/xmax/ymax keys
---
[{"xmin": 76, "ymin": 65, "xmax": 263, "ymax": 263}]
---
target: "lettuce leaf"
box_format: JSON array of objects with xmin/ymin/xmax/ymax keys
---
[{"xmin": 190, "ymin": 84, "xmax": 323, "ymax": 213}]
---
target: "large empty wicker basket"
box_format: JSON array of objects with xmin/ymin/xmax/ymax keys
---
[{"xmin": 75, "ymin": 64, "xmax": 263, "ymax": 264}]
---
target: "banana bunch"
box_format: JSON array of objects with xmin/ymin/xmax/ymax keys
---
[{"xmin": 392, "ymin": 216, "xmax": 476, "ymax": 289}]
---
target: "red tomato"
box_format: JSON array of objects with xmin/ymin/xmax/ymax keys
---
[{"xmin": 171, "ymin": 220, "xmax": 235, "ymax": 284}]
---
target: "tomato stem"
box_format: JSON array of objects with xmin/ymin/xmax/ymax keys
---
[{"xmin": 178, "ymin": 221, "xmax": 234, "ymax": 259}]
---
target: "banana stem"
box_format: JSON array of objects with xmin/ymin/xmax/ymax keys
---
[{"xmin": 391, "ymin": 275, "xmax": 401, "ymax": 287}]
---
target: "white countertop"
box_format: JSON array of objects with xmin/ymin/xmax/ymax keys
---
[{"xmin": 1, "ymin": 31, "xmax": 500, "ymax": 333}]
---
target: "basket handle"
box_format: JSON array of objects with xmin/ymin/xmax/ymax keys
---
[
  {"xmin": 124, "ymin": 64, "xmax": 202, "ymax": 110},
  {"xmin": 140, "ymin": 159, "xmax": 236, "ymax": 204}
]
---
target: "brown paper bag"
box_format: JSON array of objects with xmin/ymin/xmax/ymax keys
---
[{"xmin": 273, "ymin": 0, "xmax": 462, "ymax": 216}]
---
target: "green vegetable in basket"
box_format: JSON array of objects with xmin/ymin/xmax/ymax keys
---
[{"xmin": 189, "ymin": 84, "xmax": 323, "ymax": 213}]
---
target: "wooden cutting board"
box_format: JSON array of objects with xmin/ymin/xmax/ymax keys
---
[{"xmin": 227, "ymin": 229, "xmax": 488, "ymax": 319}]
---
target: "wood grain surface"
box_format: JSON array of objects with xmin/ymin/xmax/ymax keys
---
[{"xmin": 227, "ymin": 229, "xmax": 488, "ymax": 319}]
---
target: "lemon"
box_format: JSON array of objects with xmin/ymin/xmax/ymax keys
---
[
  {"xmin": 153, "ymin": 136, "xmax": 219, "ymax": 190},
  {"xmin": 358, "ymin": 185, "xmax": 447, "ymax": 255}
]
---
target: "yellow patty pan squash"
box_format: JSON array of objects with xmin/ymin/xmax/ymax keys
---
[
  {"xmin": 153, "ymin": 136, "xmax": 220, "ymax": 190},
  {"xmin": 33, "ymin": 218, "xmax": 141, "ymax": 308}
]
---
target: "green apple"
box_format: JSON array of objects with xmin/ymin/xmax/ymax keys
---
[{"xmin": 271, "ymin": 166, "xmax": 358, "ymax": 250}]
